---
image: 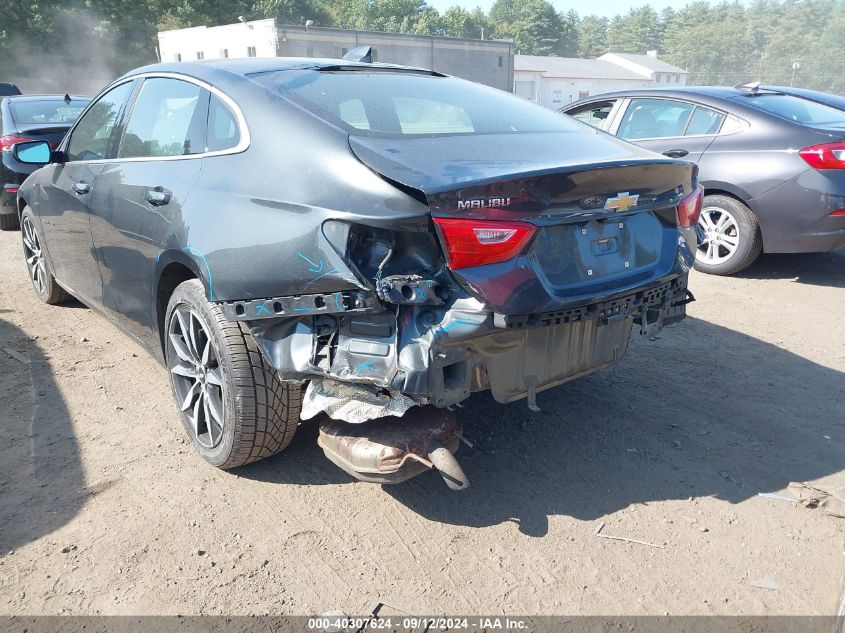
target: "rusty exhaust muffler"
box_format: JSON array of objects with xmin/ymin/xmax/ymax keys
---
[{"xmin": 317, "ymin": 408, "xmax": 470, "ymax": 490}]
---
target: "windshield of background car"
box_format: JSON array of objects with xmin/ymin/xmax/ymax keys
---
[
  {"xmin": 9, "ymin": 99, "xmax": 90, "ymax": 125},
  {"xmin": 250, "ymin": 69, "xmax": 586, "ymax": 137},
  {"xmin": 740, "ymin": 93, "xmax": 845, "ymax": 126}
]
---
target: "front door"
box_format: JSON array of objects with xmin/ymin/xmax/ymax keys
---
[
  {"xmin": 89, "ymin": 77, "xmax": 207, "ymax": 342},
  {"xmin": 38, "ymin": 80, "xmax": 136, "ymax": 305}
]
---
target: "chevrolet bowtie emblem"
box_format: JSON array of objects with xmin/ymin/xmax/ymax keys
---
[{"xmin": 605, "ymin": 192, "xmax": 639, "ymax": 213}]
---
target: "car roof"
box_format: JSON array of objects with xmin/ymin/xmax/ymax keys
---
[
  {"xmin": 570, "ymin": 86, "xmax": 748, "ymax": 103},
  {"xmin": 125, "ymin": 57, "xmax": 434, "ymax": 82},
  {"xmin": 4, "ymin": 94, "xmax": 90, "ymax": 101}
]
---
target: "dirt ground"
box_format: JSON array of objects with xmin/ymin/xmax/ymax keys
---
[{"xmin": 0, "ymin": 224, "xmax": 843, "ymax": 617}]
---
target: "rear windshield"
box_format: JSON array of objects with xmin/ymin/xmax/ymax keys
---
[
  {"xmin": 250, "ymin": 69, "xmax": 584, "ymax": 137},
  {"xmin": 739, "ymin": 94, "xmax": 845, "ymax": 126},
  {"xmin": 9, "ymin": 99, "xmax": 90, "ymax": 125}
]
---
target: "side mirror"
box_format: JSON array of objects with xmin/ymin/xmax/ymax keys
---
[{"xmin": 14, "ymin": 140, "xmax": 52, "ymax": 165}]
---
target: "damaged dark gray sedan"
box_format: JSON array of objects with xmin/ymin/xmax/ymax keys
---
[{"xmin": 15, "ymin": 58, "xmax": 701, "ymax": 489}]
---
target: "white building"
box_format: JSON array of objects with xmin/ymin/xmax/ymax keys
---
[
  {"xmin": 158, "ymin": 18, "xmax": 278, "ymax": 62},
  {"xmin": 514, "ymin": 51, "xmax": 687, "ymax": 109},
  {"xmin": 599, "ymin": 52, "xmax": 689, "ymax": 86}
]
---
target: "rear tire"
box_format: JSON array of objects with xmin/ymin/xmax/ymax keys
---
[
  {"xmin": 164, "ymin": 279, "xmax": 301, "ymax": 469},
  {"xmin": 20, "ymin": 207, "xmax": 70, "ymax": 304},
  {"xmin": 0, "ymin": 213, "xmax": 19, "ymax": 230},
  {"xmin": 693, "ymin": 195, "xmax": 762, "ymax": 275}
]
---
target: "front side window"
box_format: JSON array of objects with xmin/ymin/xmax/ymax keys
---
[
  {"xmin": 567, "ymin": 100, "xmax": 615, "ymax": 130},
  {"xmin": 253, "ymin": 70, "xmax": 587, "ymax": 138},
  {"xmin": 618, "ymin": 98, "xmax": 695, "ymax": 140},
  {"xmin": 66, "ymin": 81, "xmax": 134, "ymax": 162},
  {"xmin": 119, "ymin": 78, "xmax": 206, "ymax": 158}
]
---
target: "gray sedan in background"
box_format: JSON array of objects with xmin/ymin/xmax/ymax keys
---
[{"xmin": 563, "ymin": 86, "xmax": 845, "ymax": 274}]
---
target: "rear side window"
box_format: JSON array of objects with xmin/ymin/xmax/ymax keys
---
[
  {"xmin": 206, "ymin": 94, "xmax": 240, "ymax": 152},
  {"xmin": 566, "ymin": 101, "xmax": 615, "ymax": 130},
  {"xmin": 67, "ymin": 81, "xmax": 135, "ymax": 162},
  {"xmin": 685, "ymin": 106, "xmax": 725, "ymax": 135},
  {"xmin": 252, "ymin": 69, "xmax": 586, "ymax": 138},
  {"xmin": 618, "ymin": 98, "xmax": 695, "ymax": 140},
  {"xmin": 10, "ymin": 99, "xmax": 89, "ymax": 125},
  {"xmin": 740, "ymin": 94, "xmax": 845, "ymax": 126},
  {"xmin": 119, "ymin": 78, "xmax": 206, "ymax": 158}
]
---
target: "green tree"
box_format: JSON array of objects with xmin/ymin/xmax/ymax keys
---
[
  {"xmin": 606, "ymin": 5, "xmax": 661, "ymax": 53},
  {"xmin": 442, "ymin": 6, "xmax": 491, "ymax": 39},
  {"xmin": 662, "ymin": 2, "xmax": 754, "ymax": 85},
  {"xmin": 577, "ymin": 14, "xmax": 608, "ymax": 58},
  {"xmin": 559, "ymin": 8, "xmax": 579, "ymax": 56}
]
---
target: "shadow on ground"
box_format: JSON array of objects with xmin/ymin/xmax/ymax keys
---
[
  {"xmin": 241, "ymin": 311, "xmax": 845, "ymax": 537},
  {"xmin": 0, "ymin": 315, "xmax": 87, "ymax": 552},
  {"xmin": 736, "ymin": 250, "xmax": 845, "ymax": 288}
]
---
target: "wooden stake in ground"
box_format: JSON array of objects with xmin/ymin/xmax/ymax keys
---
[{"xmin": 594, "ymin": 521, "xmax": 665, "ymax": 549}]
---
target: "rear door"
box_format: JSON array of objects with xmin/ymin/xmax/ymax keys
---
[
  {"xmin": 612, "ymin": 97, "xmax": 722, "ymax": 162},
  {"xmin": 37, "ymin": 80, "xmax": 136, "ymax": 304},
  {"xmin": 89, "ymin": 76, "xmax": 207, "ymax": 341}
]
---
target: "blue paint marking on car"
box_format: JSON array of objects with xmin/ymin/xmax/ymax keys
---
[{"xmin": 182, "ymin": 246, "xmax": 214, "ymax": 300}]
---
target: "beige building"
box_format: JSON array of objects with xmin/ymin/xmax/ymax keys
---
[
  {"xmin": 514, "ymin": 51, "xmax": 688, "ymax": 109},
  {"xmin": 157, "ymin": 20, "xmax": 515, "ymax": 92}
]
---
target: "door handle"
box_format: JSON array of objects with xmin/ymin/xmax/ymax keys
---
[
  {"xmin": 72, "ymin": 182, "xmax": 91, "ymax": 195},
  {"xmin": 144, "ymin": 187, "xmax": 171, "ymax": 206},
  {"xmin": 662, "ymin": 149, "xmax": 689, "ymax": 158}
]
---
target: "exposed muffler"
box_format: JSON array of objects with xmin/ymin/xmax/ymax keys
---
[{"xmin": 317, "ymin": 408, "xmax": 470, "ymax": 490}]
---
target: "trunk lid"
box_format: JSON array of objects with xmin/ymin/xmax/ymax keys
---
[
  {"xmin": 14, "ymin": 124, "xmax": 72, "ymax": 149},
  {"xmin": 349, "ymin": 132, "xmax": 696, "ymax": 316}
]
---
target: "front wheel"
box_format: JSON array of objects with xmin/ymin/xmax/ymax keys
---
[
  {"xmin": 165, "ymin": 279, "xmax": 301, "ymax": 469},
  {"xmin": 693, "ymin": 195, "xmax": 762, "ymax": 275},
  {"xmin": 20, "ymin": 207, "xmax": 70, "ymax": 304}
]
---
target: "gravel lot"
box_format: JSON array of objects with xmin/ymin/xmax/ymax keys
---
[{"xmin": 0, "ymin": 225, "xmax": 843, "ymax": 617}]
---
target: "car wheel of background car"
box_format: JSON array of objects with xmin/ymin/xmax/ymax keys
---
[
  {"xmin": 693, "ymin": 194, "xmax": 762, "ymax": 275},
  {"xmin": 0, "ymin": 213, "xmax": 19, "ymax": 230},
  {"xmin": 165, "ymin": 279, "xmax": 301, "ymax": 469},
  {"xmin": 20, "ymin": 207, "xmax": 70, "ymax": 304}
]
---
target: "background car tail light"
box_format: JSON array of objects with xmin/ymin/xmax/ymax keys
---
[
  {"xmin": 0, "ymin": 135, "xmax": 35, "ymax": 153},
  {"xmin": 433, "ymin": 218, "xmax": 536, "ymax": 269},
  {"xmin": 799, "ymin": 142, "xmax": 845, "ymax": 169},
  {"xmin": 830, "ymin": 209, "xmax": 845, "ymax": 216},
  {"xmin": 3, "ymin": 184, "xmax": 19, "ymax": 193},
  {"xmin": 677, "ymin": 186, "xmax": 704, "ymax": 228}
]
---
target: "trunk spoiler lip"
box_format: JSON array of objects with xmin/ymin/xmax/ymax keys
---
[{"xmin": 347, "ymin": 133, "xmax": 693, "ymax": 199}]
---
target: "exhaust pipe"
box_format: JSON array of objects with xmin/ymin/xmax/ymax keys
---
[{"xmin": 317, "ymin": 408, "xmax": 470, "ymax": 490}]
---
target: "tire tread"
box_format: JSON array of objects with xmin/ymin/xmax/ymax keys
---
[{"xmin": 168, "ymin": 280, "xmax": 301, "ymax": 470}]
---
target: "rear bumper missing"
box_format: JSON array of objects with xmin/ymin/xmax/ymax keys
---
[{"xmin": 224, "ymin": 274, "xmax": 691, "ymax": 417}]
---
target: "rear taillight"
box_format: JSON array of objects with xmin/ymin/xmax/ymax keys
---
[
  {"xmin": 3, "ymin": 185, "xmax": 18, "ymax": 193},
  {"xmin": 433, "ymin": 218, "xmax": 536, "ymax": 269},
  {"xmin": 677, "ymin": 186, "xmax": 704, "ymax": 228},
  {"xmin": 799, "ymin": 142, "xmax": 845, "ymax": 169},
  {"xmin": 0, "ymin": 134, "xmax": 35, "ymax": 153}
]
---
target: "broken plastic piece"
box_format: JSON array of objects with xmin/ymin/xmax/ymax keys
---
[
  {"xmin": 300, "ymin": 377, "xmax": 424, "ymax": 423},
  {"xmin": 525, "ymin": 375, "xmax": 540, "ymax": 412},
  {"xmin": 376, "ymin": 274, "xmax": 447, "ymax": 305}
]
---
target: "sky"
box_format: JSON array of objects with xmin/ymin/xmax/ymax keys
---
[{"xmin": 425, "ymin": 0, "xmax": 748, "ymax": 18}]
